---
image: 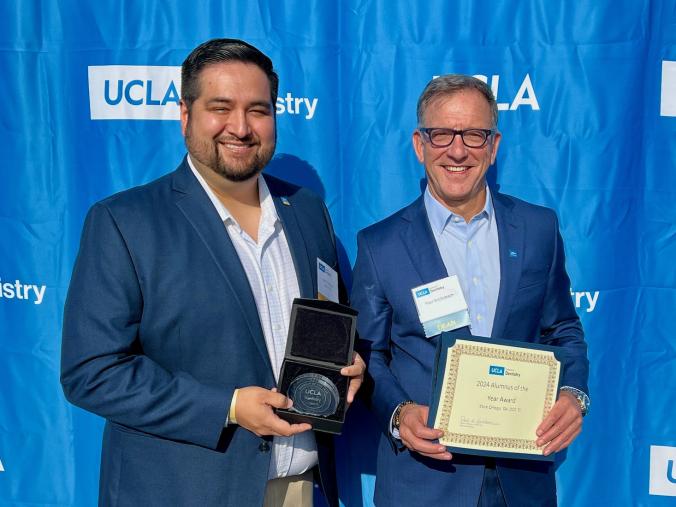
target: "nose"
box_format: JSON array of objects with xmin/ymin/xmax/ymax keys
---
[
  {"xmin": 225, "ymin": 109, "xmax": 252, "ymax": 139},
  {"xmin": 445, "ymin": 133, "xmax": 469, "ymax": 160}
]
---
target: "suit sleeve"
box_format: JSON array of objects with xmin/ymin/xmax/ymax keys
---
[
  {"xmin": 61, "ymin": 203, "xmax": 231, "ymax": 449},
  {"xmin": 351, "ymin": 230, "xmax": 410, "ymax": 438},
  {"xmin": 539, "ymin": 213, "xmax": 590, "ymax": 395}
]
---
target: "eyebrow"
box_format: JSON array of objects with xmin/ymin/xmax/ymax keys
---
[{"xmin": 205, "ymin": 97, "xmax": 272, "ymax": 110}]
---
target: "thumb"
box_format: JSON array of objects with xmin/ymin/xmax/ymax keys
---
[{"xmin": 265, "ymin": 390, "xmax": 293, "ymax": 409}]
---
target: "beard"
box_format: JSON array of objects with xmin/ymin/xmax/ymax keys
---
[{"xmin": 185, "ymin": 124, "xmax": 275, "ymax": 183}]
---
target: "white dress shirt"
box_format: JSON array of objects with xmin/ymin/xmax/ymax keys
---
[{"xmin": 188, "ymin": 157, "xmax": 318, "ymax": 479}]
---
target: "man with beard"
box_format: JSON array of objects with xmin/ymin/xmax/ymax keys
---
[{"xmin": 61, "ymin": 38, "xmax": 364, "ymax": 507}]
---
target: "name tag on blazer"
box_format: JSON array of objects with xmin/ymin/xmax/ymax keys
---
[
  {"xmin": 317, "ymin": 258, "xmax": 339, "ymax": 303},
  {"xmin": 411, "ymin": 276, "xmax": 470, "ymax": 338}
]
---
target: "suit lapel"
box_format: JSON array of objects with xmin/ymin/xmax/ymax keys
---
[
  {"xmin": 171, "ymin": 161, "xmax": 273, "ymax": 373},
  {"xmin": 491, "ymin": 191, "xmax": 524, "ymax": 340},
  {"xmin": 266, "ymin": 177, "xmax": 315, "ymax": 299},
  {"xmin": 400, "ymin": 196, "xmax": 448, "ymax": 285}
]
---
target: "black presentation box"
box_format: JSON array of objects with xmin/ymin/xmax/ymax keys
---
[{"xmin": 276, "ymin": 298, "xmax": 358, "ymax": 434}]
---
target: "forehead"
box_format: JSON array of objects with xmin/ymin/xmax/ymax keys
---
[
  {"xmin": 422, "ymin": 89, "xmax": 493, "ymax": 127},
  {"xmin": 195, "ymin": 61, "xmax": 271, "ymax": 103}
]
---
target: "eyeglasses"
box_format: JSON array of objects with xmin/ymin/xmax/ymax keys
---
[{"xmin": 418, "ymin": 127, "xmax": 495, "ymax": 148}]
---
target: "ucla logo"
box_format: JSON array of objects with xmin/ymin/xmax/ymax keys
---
[
  {"xmin": 104, "ymin": 79, "xmax": 179, "ymax": 107},
  {"xmin": 415, "ymin": 288, "xmax": 431, "ymax": 298},
  {"xmin": 89, "ymin": 65, "xmax": 318, "ymax": 121},
  {"xmin": 433, "ymin": 73, "xmax": 540, "ymax": 112},
  {"xmin": 489, "ymin": 365, "xmax": 505, "ymax": 376},
  {"xmin": 649, "ymin": 445, "xmax": 676, "ymax": 496},
  {"xmin": 668, "ymin": 460, "xmax": 676, "ymax": 484},
  {"xmin": 88, "ymin": 66, "xmax": 181, "ymax": 120},
  {"xmin": 662, "ymin": 61, "xmax": 676, "ymax": 117}
]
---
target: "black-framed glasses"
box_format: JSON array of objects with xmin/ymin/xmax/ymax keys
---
[{"xmin": 418, "ymin": 127, "xmax": 495, "ymax": 148}]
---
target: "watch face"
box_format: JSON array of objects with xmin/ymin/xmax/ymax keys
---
[{"xmin": 288, "ymin": 373, "xmax": 340, "ymax": 417}]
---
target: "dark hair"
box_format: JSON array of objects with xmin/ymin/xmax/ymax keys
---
[
  {"xmin": 181, "ymin": 38, "xmax": 279, "ymax": 109},
  {"xmin": 417, "ymin": 74, "xmax": 498, "ymax": 128}
]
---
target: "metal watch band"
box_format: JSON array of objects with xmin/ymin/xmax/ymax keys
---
[{"xmin": 560, "ymin": 386, "xmax": 590, "ymax": 416}]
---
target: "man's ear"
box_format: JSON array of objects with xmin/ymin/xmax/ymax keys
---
[
  {"xmin": 490, "ymin": 131, "xmax": 502, "ymax": 165},
  {"xmin": 412, "ymin": 130, "xmax": 425, "ymax": 164},
  {"xmin": 180, "ymin": 100, "xmax": 189, "ymax": 137}
]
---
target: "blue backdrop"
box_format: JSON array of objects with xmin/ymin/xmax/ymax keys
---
[{"xmin": 1, "ymin": 1, "xmax": 676, "ymax": 505}]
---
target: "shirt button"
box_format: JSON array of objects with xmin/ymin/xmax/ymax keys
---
[
  {"xmin": 259, "ymin": 441, "xmax": 271, "ymax": 452},
  {"xmin": 476, "ymin": 314, "xmax": 483, "ymax": 321},
  {"xmin": 454, "ymin": 217, "xmax": 461, "ymax": 223},
  {"xmin": 468, "ymin": 240, "xmax": 473, "ymax": 247},
  {"xmin": 472, "ymin": 277, "xmax": 479, "ymax": 286}
]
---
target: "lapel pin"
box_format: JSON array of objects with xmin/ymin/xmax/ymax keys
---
[
  {"xmin": 509, "ymin": 249, "xmax": 518, "ymax": 258},
  {"xmin": 281, "ymin": 197, "xmax": 291, "ymax": 206}
]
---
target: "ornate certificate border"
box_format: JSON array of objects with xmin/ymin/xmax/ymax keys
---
[{"xmin": 435, "ymin": 339, "xmax": 560, "ymax": 455}]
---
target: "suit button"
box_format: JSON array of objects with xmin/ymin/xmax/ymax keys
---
[{"xmin": 259, "ymin": 441, "xmax": 270, "ymax": 452}]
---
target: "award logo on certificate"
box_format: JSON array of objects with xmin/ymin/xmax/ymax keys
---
[{"xmin": 428, "ymin": 334, "xmax": 562, "ymax": 461}]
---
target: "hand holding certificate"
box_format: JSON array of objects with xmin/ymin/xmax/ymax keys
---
[{"xmin": 428, "ymin": 334, "xmax": 562, "ymax": 460}]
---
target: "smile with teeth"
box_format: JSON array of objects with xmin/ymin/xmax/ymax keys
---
[
  {"xmin": 443, "ymin": 165, "xmax": 470, "ymax": 173},
  {"xmin": 219, "ymin": 141, "xmax": 256, "ymax": 153}
]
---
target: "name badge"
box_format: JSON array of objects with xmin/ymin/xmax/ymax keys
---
[
  {"xmin": 317, "ymin": 258, "xmax": 339, "ymax": 303},
  {"xmin": 411, "ymin": 276, "xmax": 470, "ymax": 338}
]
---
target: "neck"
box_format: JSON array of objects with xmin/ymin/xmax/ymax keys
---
[
  {"xmin": 190, "ymin": 156, "xmax": 260, "ymax": 208},
  {"xmin": 434, "ymin": 185, "xmax": 487, "ymax": 223},
  {"xmin": 208, "ymin": 177, "xmax": 260, "ymax": 210}
]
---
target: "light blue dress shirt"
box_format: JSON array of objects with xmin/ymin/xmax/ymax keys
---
[
  {"xmin": 391, "ymin": 186, "xmax": 588, "ymax": 436},
  {"xmin": 424, "ymin": 186, "xmax": 500, "ymax": 338}
]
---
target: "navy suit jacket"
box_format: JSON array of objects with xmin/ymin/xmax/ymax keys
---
[
  {"xmin": 61, "ymin": 159, "xmax": 341, "ymax": 506},
  {"xmin": 351, "ymin": 190, "xmax": 589, "ymax": 507}
]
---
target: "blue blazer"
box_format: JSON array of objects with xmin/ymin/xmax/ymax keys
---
[
  {"xmin": 351, "ymin": 191, "xmax": 589, "ymax": 507},
  {"xmin": 61, "ymin": 159, "xmax": 341, "ymax": 507}
]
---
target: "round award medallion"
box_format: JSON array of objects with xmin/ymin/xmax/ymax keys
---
[{"xmin": 288, "ymin": 373, "xmax": 340, "ymax": 417}]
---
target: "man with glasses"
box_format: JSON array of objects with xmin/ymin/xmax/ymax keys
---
[{"xmin": 351, "ymin": 74, "xmax": 590, "ymax": 506}]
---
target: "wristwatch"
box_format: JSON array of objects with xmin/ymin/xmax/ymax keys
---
[
  {"xmin": 393, "ymin": 400, "xmax": 416, "ymax": 430},
  {"xmin": 559, "ymin": 386, "xmax": 590, "ymax": 417}
]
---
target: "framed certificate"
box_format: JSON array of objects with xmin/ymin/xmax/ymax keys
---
[{"xmin": 427, "ymin": 334, "xmax": 562, "ymax": 461}]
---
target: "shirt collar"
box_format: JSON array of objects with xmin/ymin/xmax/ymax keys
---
[
  {"xmin": 187, "ymin": 154, "xmax": 278, "ymax": 227},
  {"xmin": 424, "ymin": 184, "xmax": 494, "ymax": 234}
]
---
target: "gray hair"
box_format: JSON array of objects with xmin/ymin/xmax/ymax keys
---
[{"xmin": 416, "ymin": 74, "xmax": 498, "ymax": 128}]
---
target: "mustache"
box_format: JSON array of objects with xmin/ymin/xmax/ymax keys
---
[{"xmin": 215, "ymin": 134, "xmax": 258, "ymax": 145}]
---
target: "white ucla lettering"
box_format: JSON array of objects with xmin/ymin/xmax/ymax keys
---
[
  {"xmin": 473, "ymin": 74, "xmax": 540, "ymax": 111},
  {"xmin": 509, "ymin": 74, "xmax": 540, "ymax": 110},
  {"xmin": 434, "ymin": 73, "xmax": 541, "ymax": 112}
]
